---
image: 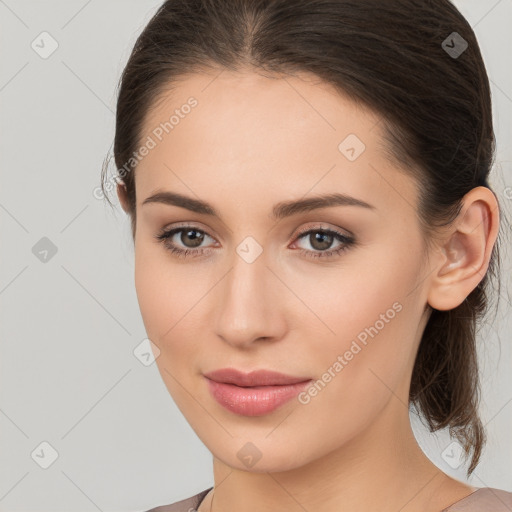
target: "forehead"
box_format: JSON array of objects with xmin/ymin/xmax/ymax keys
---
[{"xmin": 135, "ymin": 68, "xmax": 418, "ymax": 217}]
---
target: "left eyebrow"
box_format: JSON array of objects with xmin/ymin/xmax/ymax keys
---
[
  {"xmin": 271, "ymin": 192, "xmax": 376, "ymax": 219},
  {"xmin": 141, "ymin": 190, "xmax": 376, "ymax": 220}
]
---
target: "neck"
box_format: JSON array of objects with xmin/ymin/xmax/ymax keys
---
[{"xmin": 204, "ymin": 399, "xmax": 471, "ymax": 512}]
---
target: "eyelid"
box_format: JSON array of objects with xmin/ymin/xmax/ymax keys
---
[
  {"xmin": 160, "ymin": 221, "xmax": 352, "ymax": 244},
  {"xmin": 292, "ymin": 222, "xmax": 353, "ymax": 240},
  {"xmin": 162, "ymin": 221, "xmax": 216, "ymax": 238},
  {"xmin": 155, "ymin": 221, "xmax": 356, "ymax": 261}
]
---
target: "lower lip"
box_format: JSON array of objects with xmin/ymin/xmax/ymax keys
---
[{"xmin": 205, "ymin": 377, "xmax": 312, "ymax": 416}]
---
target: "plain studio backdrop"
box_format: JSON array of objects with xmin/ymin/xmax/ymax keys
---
[{"xmin": 0, "ymin": 1, "xmax": 511, "ymax": 511}]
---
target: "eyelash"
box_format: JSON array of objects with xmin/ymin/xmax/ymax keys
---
[{"xmin": 154, "ymin": 224, "xmax": 355, "ymax": 260}]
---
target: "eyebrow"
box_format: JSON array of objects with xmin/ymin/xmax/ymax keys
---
[{"xmin": 142, "ymin": 190, "xmax": 376, "ymax": 220}]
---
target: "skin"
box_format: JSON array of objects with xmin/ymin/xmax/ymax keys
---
[{"xmin": 117, "ymin": 68, "xmax": 499, "ymax": 512}]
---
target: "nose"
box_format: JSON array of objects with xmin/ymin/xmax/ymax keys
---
[{"xmin": 214, "ymin": 249, "xmax": 287, "ymax": 349}]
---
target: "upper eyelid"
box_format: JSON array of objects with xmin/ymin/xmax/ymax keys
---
[
  {"xmin": 294, "ymin": 223, "xmax": 352, "ymax": 238},
  {"xmin": 162, "ymin": 223, "xmax": 352, "ymax": 245}
]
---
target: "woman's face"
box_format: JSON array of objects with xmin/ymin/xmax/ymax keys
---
[{"xmin": 131, "ymin": 68, "xmax": 434, "ymax": 472}]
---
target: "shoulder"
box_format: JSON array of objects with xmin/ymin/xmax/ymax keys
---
[
  {"xmin": 142, "ymin": 487, "xmax": 213, "ymax": 512},
  {"xmin": 445, "ymin": 487, "xmax": 512, "ymax": 511}
]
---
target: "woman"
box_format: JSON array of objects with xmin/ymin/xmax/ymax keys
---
[{"xmin": 102, "ymin": 0, "xmax": 511, "ymax": 510}]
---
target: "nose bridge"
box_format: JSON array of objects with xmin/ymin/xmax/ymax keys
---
[{"xmin": 215, "ymin": 241, "xmax": 281, "ymax": 346}]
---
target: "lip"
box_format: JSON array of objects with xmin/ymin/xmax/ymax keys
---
[
  {"xmin": 204, "ymin": 368, "xmax": 311, "ymax": 386},
  {"xmin": 204, "ymin": 368, "xmax": 312, "ymax": 416}
]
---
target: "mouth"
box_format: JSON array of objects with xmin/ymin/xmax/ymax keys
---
[
  {"xmin": 203, "ymin": 368, "xmax": 313, "ymax": 416},
  {"xmin": 203, "ymin": 368, "xmax": 311, "ymax": 386}
]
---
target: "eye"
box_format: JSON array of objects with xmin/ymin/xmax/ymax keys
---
[
  {"xmin": 154, "ymin": 223, "xmax": 355, "ymax": 260},
  {"xmin": 154, "ymin": 224, "xmax": 217, "ymax": 259},
  {"xmin": 291, "ymin": 225, "xmax": 355, "ymax": 259}
]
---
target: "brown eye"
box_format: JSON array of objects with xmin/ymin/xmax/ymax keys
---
[
  {"xmin": 154, "ymin": 225, "xmax": 217, "ymax": 259},
  {"xmin": 178, "ymin": 228, "xmax": 205, "ymax": 248},
  {"xmin": 292, "ymin": 227, "xmax": 355, "ymax": 260},
  {"xmin": 154, "ymin": 224, "xmax": 355, "ymax": 261},
  {"xmin": 307, "ymin": 231, "xmax": 335, "ymax": 251}
]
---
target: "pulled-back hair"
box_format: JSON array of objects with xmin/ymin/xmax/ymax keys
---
[{"xmin": 101, "ymin": 0, "xmax": 505, "ymax": 475}]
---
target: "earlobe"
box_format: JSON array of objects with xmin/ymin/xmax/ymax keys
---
[{"xmin": 426, "ymin": 187, "xmax": 499, "ymax": 311}]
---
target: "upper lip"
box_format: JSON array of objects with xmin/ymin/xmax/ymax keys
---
[{"xmin": 204, "ymin": 368, "xmax": 312, "ymax": 387}]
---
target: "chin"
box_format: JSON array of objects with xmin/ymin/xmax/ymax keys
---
[{"xmin": 209, "ymin": 436, "xmax": 314, "ymax": 473}]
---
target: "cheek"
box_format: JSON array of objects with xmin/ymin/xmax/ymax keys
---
[
  {"xmin": 134, "ymin": 245, "xmax": 203, "ymax": 411},
  {"xmin": 134, "ymin": 239, "xmax": 212, "ymax": 376},
  {"xmin": 286, "ymin": 272, "xmax": 421, "ymax": 457},
  {"xmin": 134, "ymin": 236, "xmax": 198, "ymax": 337},
  {"xmin": 292, "ymin": 247, "xmax": 418, "ymax": 344},
  {"xmin": 292, "ymin": 242, "xmax": 424, "ymax": 398},
  {"xmin": 134, "ymin": 247, "xmax": 165, "ymax": 339}
]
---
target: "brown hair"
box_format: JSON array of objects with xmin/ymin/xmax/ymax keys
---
[{"xmin": 101, "ymin": 0, "xmax": 505, "ymax": 475}]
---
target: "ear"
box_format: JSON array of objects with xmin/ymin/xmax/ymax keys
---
[
  {"xmin": 426, "ymin": 186, "xmax": 500, "ymax": 311},
  {"xmin": 117, "ymin": 182, "xmax": 130, "ymax": 213}
]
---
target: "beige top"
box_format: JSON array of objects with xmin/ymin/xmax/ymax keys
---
[{"xmin": 144, "ymin": 486, "xmax": 512, "ymax": 512}]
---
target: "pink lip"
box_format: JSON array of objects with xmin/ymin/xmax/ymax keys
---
[{"xmin": 204, "ymin": 368, "xmax": 312, "ymax": 416}]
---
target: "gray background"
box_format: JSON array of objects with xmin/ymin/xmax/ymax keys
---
[{"xmin": 0, "ymin": 1, "xmax": 511, "ymax": 511}]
